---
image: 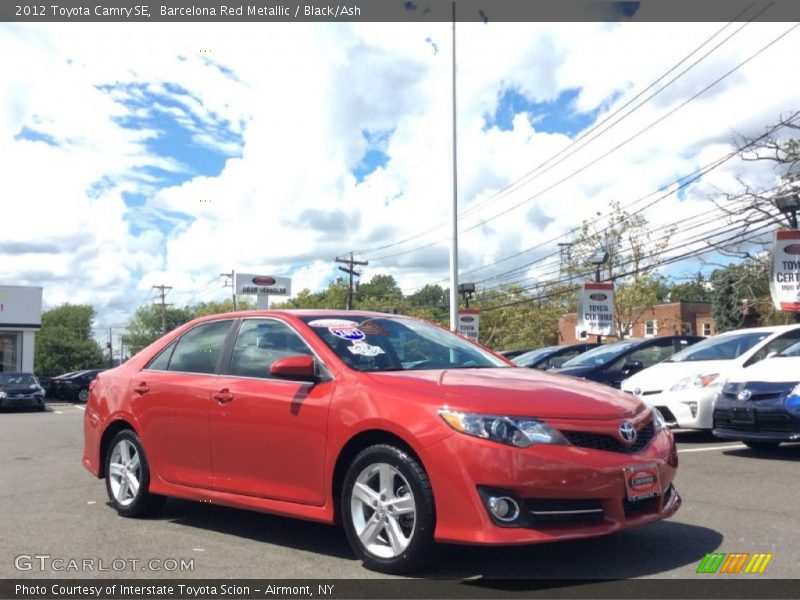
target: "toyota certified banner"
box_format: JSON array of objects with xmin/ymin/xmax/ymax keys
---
[
  {"xmin": 770, "ymin": 229, "xmax": 800, "ymax": 311},
  {"xmin": 457, "ymin": 309, "xmax": 480, "ymax": 343},
  {"xmin": 576, "ymin": 282, "xmax": 616, "ymax": 337}
]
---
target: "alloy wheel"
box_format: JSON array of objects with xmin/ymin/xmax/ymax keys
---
[
  {"xmin": 349, "ymin": 462, "xmax": 417, "ymax": 559},
  {"xmin": 108, "ymin": 439, "xmax": 141, "ymax": 507}
]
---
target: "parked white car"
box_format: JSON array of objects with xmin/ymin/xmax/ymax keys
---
[{"xmin": 620, "ymin": 324, "xmax": 800, "ymax": 430}]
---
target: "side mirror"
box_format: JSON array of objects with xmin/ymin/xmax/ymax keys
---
[
  {"xmin": 622, "ymin": 359, "xmax": 644, "ymax": 376},
  {"xmin": 269, "ymin": 355, "xmax": 317, "ymax": 382}
]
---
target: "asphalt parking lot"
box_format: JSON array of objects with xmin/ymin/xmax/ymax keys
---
[{"xmin": 1, "ymin": 400, "xmax": 798, "ymax": 582}]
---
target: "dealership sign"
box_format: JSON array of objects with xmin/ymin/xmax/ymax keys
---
[
  {"xmin": 770, "ymin": 230, "xmax": 800, "ymax": 311},
  {"xmin": 235, "ymin": 274, "xmax": 292, "ymax": 297},
  {"xmin": 457, "ymin": 309, "xmax": 480, "ymax": 343},
  {"xmin": 576, "ymin": 282, "xmax": 616, "ymax": 337}
]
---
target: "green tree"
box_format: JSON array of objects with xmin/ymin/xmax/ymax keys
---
[
  {"xmin": 668, "ymin": 273, "xmax": 713, "ymax": 303},
  {"xmin": 122, "ymin": 305, "xmax": 194, "ymax": 354},
  {"xmin": 708, "ymin": 260, "xmax": 792, "ymax": 330},
  {"xmin": 34, "ymin": 304, "xmax": 104, "ymax": 376},
  {"xmin": 356, "ymin": 274, "xmax": 403, "ymax": 303}
]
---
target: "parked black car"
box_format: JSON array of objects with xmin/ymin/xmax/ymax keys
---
[
  {"xmin": 57, "ymin": 369, "xmax": 106, "ymax": 402},
  {"xmin": 0, "ymin": 372, "xmax": 46, "ymax": 411},
  {"xmin": 46, "ymin": 370, "xmax": 82, "ymax": 399},
  {"xmin": 512, "ymin": 343, "xmax": 598, "ymax": 370},
  {"xmin": 554, "ymin": 336, "xmax": 703, "ymax": 388}
]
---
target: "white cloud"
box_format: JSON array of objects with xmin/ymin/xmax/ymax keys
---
[{"xmin": 2, "ymin": 20, "xmax": 799, "ymax": 333}]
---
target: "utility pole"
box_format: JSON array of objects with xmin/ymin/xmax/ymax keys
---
[
  {"xmin": 221, "ymin": 270, "xmax": 237, "ymax": 310},
  {"xmin": 107, "ymin": 327, "xmax": 113, "ymax": 367},
  {"xmin": 335, "ymin": 252, "xmax": 368, "ymax": 310},
  {"xmin": 152, "ymin": 285, "xmax": 172, "ymax": 335}
]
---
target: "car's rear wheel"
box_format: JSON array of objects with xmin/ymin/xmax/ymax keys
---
[
  {"xmin": 341, "ymin": 444, "xmax": 435, "ymax": 574},
  {"xmin": 743, "ymin": 440, "xmax": 781, "ymax": 451},
  {"xmin": 77, "ymin": 389, "xmax": 89, "ymax": 403},
  {"xmin": 105, "ymin": 430, "xmax": 164, "ymax": 517}
]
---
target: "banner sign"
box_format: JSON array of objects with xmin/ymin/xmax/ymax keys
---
[
  {"xmin": 0, "ymin": 285, "xmax": 43, "ymax": 327},
  {"xmin": 770, "ymin": 230, "xmax": 800, "ymax": 311},
  {"xmin": 457, "ymin": 309, "xmax": 480, "ymax": 343},
  {"xmin": 235, "ymin": 274, "xmax": 291, "ymax": 297},
  {"xmin": 576, "ymin": 282, "xmax": 616, "ymax": 337}
]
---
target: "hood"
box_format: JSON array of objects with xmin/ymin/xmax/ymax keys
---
[
  {"xmin": 724, "ymin": 356, "xmax": 800, "ymax": 385},
  {"xmin": 364, "ymin": 367, "xmax": 643, "ymax": 420},
  {"xmin": 620, "ymin": 359, "xmax": 738, "ymax": 393}
]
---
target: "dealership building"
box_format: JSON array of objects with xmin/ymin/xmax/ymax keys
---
[{"xmin": 0, "ymin": 285, "xmax": 43, "ymax": 373}]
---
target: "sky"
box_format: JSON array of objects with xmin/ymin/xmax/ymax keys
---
[{"xmin": 3, "ymin": 14, "xmax": 800, "ymax": 346}]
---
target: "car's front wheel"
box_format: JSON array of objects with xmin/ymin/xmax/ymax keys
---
[
  {"xmin": 341, "ymin": 444, "xmax": 435, "ymax": 574},
  {"xmin": 105, "ymin": 430, "xmax": 164, "ymax": 517},
  {"xmin": 77, "ymin": 388, "xmax": 89, "ymax": 403}
]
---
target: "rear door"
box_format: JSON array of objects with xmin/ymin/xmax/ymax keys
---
[
  {"xmin": 133, "ymin": 319, "xmax": 234, "ymax": 489},
  {"xmin": 210, "ymin": 318, "xmax": 335, "ymax": 505}
]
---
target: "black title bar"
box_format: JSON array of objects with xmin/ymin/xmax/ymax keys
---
[{"xmin": 4, "ymin": 0, "xmax": 800, "ymax": 22}]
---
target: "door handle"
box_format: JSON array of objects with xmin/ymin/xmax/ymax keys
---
[
  {"xmin": 213, "ymin": 389, "xmax": 234, "ymax": 404},
  {"xmin": 133, "ymin": 382, "xmax": 150, "ymax": 394}
]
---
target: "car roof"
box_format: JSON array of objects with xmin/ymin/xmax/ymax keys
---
[{"xmin": 715, "ymin": 324, "xmax": 800, "ymax": 336}]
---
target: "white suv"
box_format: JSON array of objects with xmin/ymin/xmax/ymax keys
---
[{"xmin": 620, "ymin": 324, "xmax": 800, "ymax": 430}]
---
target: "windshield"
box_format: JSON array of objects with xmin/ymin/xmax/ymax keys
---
[
  {"xmin": 560, "ymin": 340, "xmax": 640, "ymax": 368},
  {"xmin": 664, "ymin": 331, "xmax": 770, "ymax": 362},
  {"xmin": 301, "ymin": 315, "xmax": 508, "ymax": 372},
  {"xmin": 512, "ymin": 347, "xmax": 559, "ymax": 366},
  {"xmin": 0, "ymin": 373, "xmax": 38, "ymax": 387}
]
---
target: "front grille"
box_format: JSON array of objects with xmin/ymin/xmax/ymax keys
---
[
  {"xmin": 623, "ymin": 495, "xmax": 660, "ymax": 517},
  {"xmin": 562, "ymin": 421, "xmax": 655, "ymax": 454},
  {"xmin": 714, "ymin": 409, "xmax": 798, "ymax": 433},
  {"xmin": 523, "ymin": 498, "xmax": 604, "ymax": 525},
  {"xmin": 720, "ymin": 391, "xmax": 784, "ymax": 403}
]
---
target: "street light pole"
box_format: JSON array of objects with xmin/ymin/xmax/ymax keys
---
[
  {"xmin": 589, "ymin": 252, "xmax": 610, "ymax": 344},
  {"xmin": 448, "ymin": 0, "xmax": 459, "ymax": 331}
]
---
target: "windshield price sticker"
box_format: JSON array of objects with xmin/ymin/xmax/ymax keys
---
[
  {"xmin": 348, "ymin": 342, "xmax": 385, "ymax": 356},
  {"xmin": 624, "ymin": 463, "xmax": 661, "ymax": 501}
]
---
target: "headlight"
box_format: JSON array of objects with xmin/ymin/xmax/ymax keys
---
[
  {"xmin": 786, "ymin": 383, "xmax": 800, "ymax": 411},
  {"xmin": 0, "ymin": 391, "xmax": 6, "ymax": 399},
  {"xmin": 438, "ymin": 409, "xmax": 568, "ymax": 448},
  {"xmin": 652, "ymin": 408, "xmax": 667, "ymax": 432},
  {"xmin": 669, "ymin": 373, "xmax": 719, "ymax": 392}
]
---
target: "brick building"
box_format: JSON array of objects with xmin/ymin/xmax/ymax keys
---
[{"xmin": 559, "ymin": 301, "xmax": 715, "ymax": 344}]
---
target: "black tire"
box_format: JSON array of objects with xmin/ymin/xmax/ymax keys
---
[
  {"xmin": 77, "ymin": 388, "xmax": 89, "ymax": 403},
  {"xmin": 36, "ymin": 401, "xmax": 46, "ymax": 412},
  {"xmin": 341, "ymin": 444, "xmax": 436, "ymax": 574},
  {"xmin": 104, "ymin": 430, "xmax": 165, "ymax": 517},
  {"xmin": 744, "ymin": 440, "xmax": 781, "ymax": 451}
]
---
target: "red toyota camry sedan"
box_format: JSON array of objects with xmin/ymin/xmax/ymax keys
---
[{"xmin": 83, "ymin": 310, "xmax": 680, "ymax": 573}]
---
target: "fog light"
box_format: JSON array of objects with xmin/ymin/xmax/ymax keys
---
[
  {"xmin": 688, "ymin": 402, "xmax": 698, "ymax": 418},
  {"xmin": 488, "ymin": 496, "xmax": 520, "ymax": 522}
]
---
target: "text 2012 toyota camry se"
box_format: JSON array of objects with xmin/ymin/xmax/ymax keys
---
[{"xmin": 83, "ymin": 310, "xmax": 680, "ymax": 573}]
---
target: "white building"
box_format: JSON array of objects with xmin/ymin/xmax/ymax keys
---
[{"xmin": 0, "ymin": 285, "xmax": 43, "ymax": 373}]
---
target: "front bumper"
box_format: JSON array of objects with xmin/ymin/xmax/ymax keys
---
[
  {"xmin": 0, "ymin": 395, "xmax": 44, "ymax": 409},
  {"xmin": 642, "ymin": 387, "xmax": 718, "ymax": 430},
  {"xmin": 426, "ymin": 426, "xmax": 680, "ymax": 545},
  {"xmin": 713, "ymin": 395, "xmax": 800, "ymax": 443}
]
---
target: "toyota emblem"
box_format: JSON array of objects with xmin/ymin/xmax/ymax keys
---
[
  {"xmin": 619, "ymin": 422, "xmax": 638, "ymax": 444},
  {"xmin": 737, "ymin": 389, "xmax": 752, "ymax": 402}
]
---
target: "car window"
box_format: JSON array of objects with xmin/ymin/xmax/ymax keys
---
[
  {"xmin": 561, "ymin": 340, "xmax": 639, "ymax": 368},
  {"xmin": 146, "ymin": 340, "xmax": 178, "ymax": 371},
  {"xmin": 166, "ymin": 320, "xmax": 233, "ymax": 375},
  {"xmin": 0, "ymin": 373, "xmax": 37, "ymax": 386},
  {"xmin": 548, "ymin": 349, "xmax": 583, "ymax": 369},
  {"xmin": 664, "ymin": 331, "xmax": 771, "ymax": 362},
  {"xmin": 779, "ymin": 340, "xmax": 800, "ymax": 357},
  {"xmin": 512, "ymin": 347, "xmax": 558, "ymax": 367},
  {"xmin": 228, "ymin": 319, "xmax": 314, "ymax": 379},
  {"xmin": 607, "ymin": 338, "xmax": 675, "ymax": 372},
  {"xmin": 746, "ymin": 328, "xmax": 800, "ymax": 365}
]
